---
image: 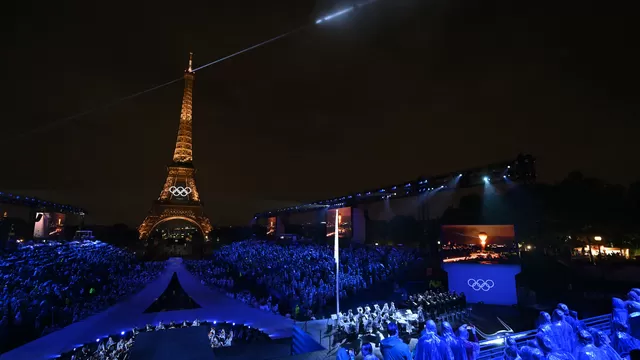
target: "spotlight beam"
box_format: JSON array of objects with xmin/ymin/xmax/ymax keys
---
[
  {"xmin": 192, "ymin": 26, "xmax": 307, "ymax": 73},
  {"xmin": 15, "ymin": 0, "xmax": 382, "ymax": 138}
]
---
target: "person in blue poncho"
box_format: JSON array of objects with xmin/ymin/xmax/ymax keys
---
[
  {"xmin": 380, "ymin": 322, "xmax": 411, "ymax": 360},
  {"xmin": 441, "ymin": 321, "xmax": 466, "ymax": 360},
  {"xmin": 414, "ymin": 320, "xmax": 445, "ymax": 360}
]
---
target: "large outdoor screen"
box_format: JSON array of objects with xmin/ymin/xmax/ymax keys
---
[
  {"xmin": 267, "ymin": 217, "xmax": 277, "ymax": 236},
  {"xmin": 326, "ymin": 207, "xmax": 352, "ymax": 239},
  {"xmin": 443, "ymin": 262, "xmax": 520, "ymax": 305},
  {"xmin": 441, "ymin": 225, "xmax": 515, "ymax": 247},
  {"xmin": 33, "ymin": 212, "xmax": 66, "ymax": 239}
]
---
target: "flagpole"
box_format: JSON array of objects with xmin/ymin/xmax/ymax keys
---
[{"xmin": 334, "ymin": 208, "xmax": 340, "ymax": 318}]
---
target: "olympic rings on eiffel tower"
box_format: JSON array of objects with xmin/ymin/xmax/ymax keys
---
[{"xmin": 169, "ymin": 186, "xmax": 192, "ymax": 197}]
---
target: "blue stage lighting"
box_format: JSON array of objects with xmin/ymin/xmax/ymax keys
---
[
  {"xmin": 121, "ymin": 331, "xmax": 125, "ymax": 335},
  {"xmin": 483, "ymin": 176, "xmax": 489, "ymax": 182}
]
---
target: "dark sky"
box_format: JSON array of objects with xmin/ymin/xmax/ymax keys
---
[{"xmin": 2, "ymin": 0, "xmax": 638, "ymax": 227}]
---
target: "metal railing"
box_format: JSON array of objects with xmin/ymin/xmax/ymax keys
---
[{"xmin": 477, "ymin": 314, "xmax": 612, "ymax": 360}]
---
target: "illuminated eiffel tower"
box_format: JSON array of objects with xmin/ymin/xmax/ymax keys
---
[{"xmin": 138, "ymin": 53, "xmax": 212, "ymax": 240}]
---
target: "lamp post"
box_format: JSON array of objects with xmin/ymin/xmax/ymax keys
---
[{"xmin": 478, "ymin": 232, "xmax": 488, "ymax": 251}]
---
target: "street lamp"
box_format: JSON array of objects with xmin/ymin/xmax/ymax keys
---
[{"xmin": 478, "ymin": 232, "xmax": 488, "ymax": 250}]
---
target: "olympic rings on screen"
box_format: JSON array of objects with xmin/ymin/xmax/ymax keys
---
[
  {"xmin": 467, "ymin": 279, "xmax": 495, "ymax": 291},
  {"xmin": 169, "ymin": 186, "xmax": 192, "ymax": 197}
]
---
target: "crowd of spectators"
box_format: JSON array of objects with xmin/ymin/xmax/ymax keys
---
[
  {"xmin": 185, "ymin": 241, "xmax": 419, "ymax": 320},
  {"xmin": 0, "ymin": 241, "xmax": 165, "ymax": 353}
]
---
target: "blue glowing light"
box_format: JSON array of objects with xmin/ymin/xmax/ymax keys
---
[
  {"xmin": 96, "ymin": 339, "xmax": 100, "ymax": 342},
  {"xmin": 315, "ymin": 7, "xmax": 354, "ymax": 24},
  {"xmin": 121, "ymin": 331, "xmax": 125, "ymax": 335},
  {"xmin": 483, "ymin": 176, "xmax": 489, "ymax": 182}
]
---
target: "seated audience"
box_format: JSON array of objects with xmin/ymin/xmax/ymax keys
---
[
  {"xmin": 0, "ymin": 240, "xmax": 165, "ymax": 353},
  {"xmin": 185, "ymin": 241, "xmax": 419, "ymax": 320}
]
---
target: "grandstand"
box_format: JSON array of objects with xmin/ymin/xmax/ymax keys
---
[
  {"xmin": 0, "ymin": 248, "xmax": 292, "ymax": 359},
  {"xmin": 2, "ymin": 239, "xmax": 637, "ymax": 359}
]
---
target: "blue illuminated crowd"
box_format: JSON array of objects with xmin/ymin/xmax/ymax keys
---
[
  {"xmin": 333, "ymin": 298, "xmax": 640, "ymax": 360},
  {"xmin": 0, "ymin": 241, "xmax": 165, "ymax": 353},
  {"xmin": 185, "ymin": 240, "xmax": 419, "ymax": 319},
  {"xmin": 2, "ymin": 239, "xmax": 638, "ymax": 360},
  {"xmin": 495, "ymin": 297, "xmax": 640, "ymax": 360}
]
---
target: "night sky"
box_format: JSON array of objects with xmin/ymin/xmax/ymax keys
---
[{"xmin": 2, "ymin": 0, "xmax": 637, "ymax": 226}]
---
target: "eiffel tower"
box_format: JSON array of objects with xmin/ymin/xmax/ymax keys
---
[{"xmin": 138, "ymin": 53, "xmax": 212, "ymax": 240}]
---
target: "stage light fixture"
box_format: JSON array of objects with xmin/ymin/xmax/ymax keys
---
[{"xmin": 255, "ymin": 155, "xmax": 535, "ymax": 218}]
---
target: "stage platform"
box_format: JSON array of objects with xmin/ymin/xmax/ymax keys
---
[
  {"xmin": 213, "ymin": 338, "xmax": 291, "ymax": 359},
  {"xmin": 0, "ymin": 258, "xmax": 294, "ymax": 360},
  {"xmin": 129, "ymin": 326, "xmax": 213, "ymax": 360}
]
